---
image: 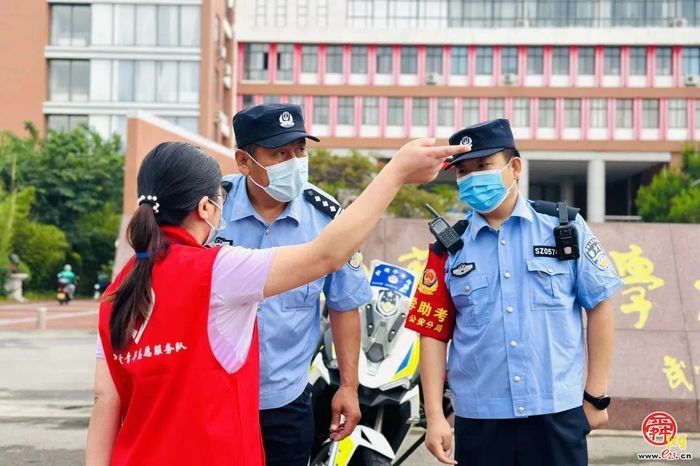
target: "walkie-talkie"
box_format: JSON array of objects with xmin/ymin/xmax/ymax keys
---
[
  {"xmin": 553, "ymin": 202, "xmax": 580, "ymax": 260},
  {"xmin": 425, "ymin": 204, "xmax": 463, "ymax": 254}
]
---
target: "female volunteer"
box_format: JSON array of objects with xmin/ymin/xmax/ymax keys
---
[{"xmin": 85, "ymin": 139, "xmax": 467, "ymax": 466}]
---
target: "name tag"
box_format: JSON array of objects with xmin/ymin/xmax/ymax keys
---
[{"xmin": 533, "ymin": 246, "xmax": 558, "ymax": 258}]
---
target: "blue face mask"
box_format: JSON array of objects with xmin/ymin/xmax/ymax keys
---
[
  {"xmin": 247, "ymin": 154, "xmax": 308, "ymax": 203},
  {"xmin": 457, "ymin": 159, "xmax": 516, "ymax": 214}
]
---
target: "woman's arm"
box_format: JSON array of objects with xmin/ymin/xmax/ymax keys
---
[
  {"xmin": 85, "ymin": 359, "xmax": 121, "ymax": 466},
  {"xmin": 263, "ymin": 138, "xmax": 467, "ymax": 297}
]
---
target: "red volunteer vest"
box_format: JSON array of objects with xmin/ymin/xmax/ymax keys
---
[{"xmin": 98, "ymin": 226, "xmax": 264, "ymax": 466}]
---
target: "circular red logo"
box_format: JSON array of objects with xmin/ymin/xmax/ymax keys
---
[{"xmin": 641, "ymin": 411, "xmax": 677, "ymax": 447}]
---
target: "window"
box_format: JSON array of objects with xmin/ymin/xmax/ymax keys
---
[
  {"xmin": 401, "ymin": 46, "xmax": 417, "ymax": 74},
  {"xmin": 302, "ymin": 45, "xmax": 318, "ymax": 73},
  {"xmin": 604, "ymin": 47, "xmax": 620, "ymax": 75},
  {"xmin": 313, "ymin": 96, "xmax": 329, "ymax": 125},
  {"xmin": 91, "ymin": 4, "xmax": 112, "ymax": 45},
  {"xmin": 363, "ymin": 97, "xmax": 379, "ymax": 125},
  {"xmin": 275, "ymin": 0, "xmax": 286, "ymax": 27},
  {"xmin": 116, "ymin": 60, "xmax": 134, "ymax": 101},
  {"xmin": 682, "ymin": 47, "xmax": 700, "ymax": 75},
  {"xmin": 578, "ymin": 47, "xmax": 594, "ymax": 75},
  {"xmin": 527, "ymin": 47, "xmax": 543, "ymax": 75},
  {"xmin": 176, "ymin": 117, "xmax": 198, "ymax": 134},
  {"xmin": 668, "ymin": 99, "xmax": 687, "ymax": 128},
  {"xmin": 288, "ymin": 95, "xmax": 305, "ymax": 111},
  {"xmin": 47, "ymin": 114, "xmax": 88, "ymax": 132},
  {"xmin": 156, "ymin": 61, "xmax": 178, "ymax": 103},
  {"xmin": 501, "ymin": 47, "xmax": 518, "ymax": 75},
  {"xmin": 451, "ymin": 46, "xmax": 468, "ymax": 75},
  {"xmin": 262, "ymin": 95, "xmax": 280, "ymax": 104},
  {"xmin": 616, "ymin": 99, "xmax": 633, "ymax": 128},
  {"xmin": 426, "ymin": 46, "xmax": 443, "ymax": 74},
  {"xmin": 114, "ymin": 5, "xmax": 135, "ymax": 45},
  {"xmin": 552, "ymin": 47, "xmax": 569, "ymax": 75},
  {"xmin": 351, "ymin": 46, "xmax": 368, "ymax": 73},
  {"xmin": 437, "ymin": 98, "xmax": 454, "ymax": 126},
  {"xmin": 513, "ymin": 98, "xmax": 530, "ymax": 127},
  {"xmin": 157, "ymin": 6, "xmax": 179, "ymax": 46},
  {"xmin": 413, "ymin": 98, "xmax": 429, "ymax": 126},
  {"xmin": 135, "ymin": 61, "xmax": 156, "ymax": 102},
  {"xmin": 589, "ymin": 99, "xmax": 607, "ymax": 128},
  {"xmin": 462, "ymin": 98, "xmax": 479, "ymax": 126},
  {"xmin": 298, "ymin": 0, "xmax": 308, "ymax": 26},
  {"xmin": 255, "ymin": 0, "xmax": 266, "ymax": 26},
  {"xmin": 656, "ymin": 47, "xmax": 672, "ymax": 75},
  {"xmin": 180, "ymin": 6, "xmax": 201, "ymax": 47},
  {"xmin": 564, "ymin": 99, "xmax": 581, "ymax": 127},
  {"xmin": 376, "ymin": 46, "xmax": 393, "ymax": 74},
  {"xmin": 388, "ymin": 97, "xmax": 404, "ymax": 125},
  {"xmin": 476, "ymin": 47, "xmax": 492, "ymax": 75},
  {"xmin": 488, "ymin": 99, "xmax": 504, "ymax": 119},
  {"xmin": 242, "ymin": 95, "xmax": 255, "ymax": 109},
  {"xmin": 51, "ymin": 4, "xmax": 90, "ymax": 46},
  {"xmin": 277, "ymin": 44, "xmax": 293, "ymax": 81},
  {"xmin": 244, "ymin": 43, "xmax": 268, "ymax": 81},
  {"xmin": 49, "ymin": 60, "xmax": 89, "ymax": 102},
  {"xmin": 538, "ymin": 99, "xmax": 555, "ymax": 128},
  {"xmin": 178, "ymin": 61, "xmax": 199, "ymax": 103},
  {"xmin": 326, "ymin": 46, "xmax": 343, "ymax": 74},
  {"xmin": 629, "ymin": 47, "xmax": 647, "ymax": 76},
  {"xmin": 338, "ymin": 97, "xmax": 354, "ymax": 125},
  {"xmin": 136, "ymin": 6, "xmax": 157, "ymax": 46},
  {"xmin": 642, "ymin": 99, "xmax": 659, "ymax": 128},
  {"xmin": 317, "ymin": 0, "xmax": 329, "ymax": 27}
]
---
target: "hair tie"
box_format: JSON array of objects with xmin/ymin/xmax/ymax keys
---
[
  {"xmin": 135, "ymin": 252, "xmax": 151, "ymax": 260},
  {"xmin": 138, "ymin": 195, "xmax": 160, "ymax": 214}
]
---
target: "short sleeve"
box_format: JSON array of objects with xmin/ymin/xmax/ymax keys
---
[
  {"xmin": 574, "ymin": 216, "xmax": 623, "ymax": 310},
  {"xmin": 96, "ymin": 333, "xmax": 105, "ymax": 359},
  {"xmin": 211, "ymin": 245, "xmax": 275, "ymax": 307},
  {"xmin": 323, "ymin": 251, "xmax": 373, "ymax": 312},
  {"xmin": 404, "ymin": 247, "xmax": 456, "ymax": 342}
]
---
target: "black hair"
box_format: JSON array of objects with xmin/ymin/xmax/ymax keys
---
[
  {"xmin": 502, "ymin": 148, "xmax": 521, "ymax": 160},
  {"xmin": 108, "ymin": 142, "xmax": 221, "ymax": 350},
  {"xmin": 241, "ymin": 144, "xmax": 257, "ymax": 158}
]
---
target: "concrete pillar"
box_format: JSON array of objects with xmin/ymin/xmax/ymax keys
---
[
  {"xmin": 560, "ymin": 176, "xmax": 575, "ymax": 205},
  {"xmin": 36, "ymin": 307, "xmax": 47, "ymax": 330},
  {"xmin": 587, "ymin": 159, "xmax": 606, "ymax": 223},
  {"xmin": 518, "ymin": 156, "xmax": 529, "ymax": 199}
]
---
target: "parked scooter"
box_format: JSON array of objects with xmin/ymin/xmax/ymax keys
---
[{"xmin": 310, "ymin": 260, "xmax": 453, "ymax": 466}]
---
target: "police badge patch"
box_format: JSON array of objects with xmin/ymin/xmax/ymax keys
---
[
  {"xmin": 417, "ymin": 268, "xmax": 438, "ymax": 296},
  {"xmin": 451, "ymin": 262, "xmax": 475, "ymax": 277},
  {"xmin": 347, "ymin": 251, "xmax": 363, "ymax": 270},
  {"xmin": 584, "ymin": 238, "xmax": 611, "ymax": 270}
]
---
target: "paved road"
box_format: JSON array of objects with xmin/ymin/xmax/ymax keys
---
[{"xmin": 0, "ymin": 328, "xmax": 696, "ymax": 465}]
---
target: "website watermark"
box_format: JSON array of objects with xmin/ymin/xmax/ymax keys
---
[{"xmin": 636, "ymin": 411, "xmax": 694, "ymax": 462}]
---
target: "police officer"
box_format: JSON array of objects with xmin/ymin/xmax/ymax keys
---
[
  {"xmin": 406, "ymin": 119, "xmax": 622, "ymax": 466},
  {"xmin": 218, "ymin": 103, "xmax": 372, "ymax": 466}
]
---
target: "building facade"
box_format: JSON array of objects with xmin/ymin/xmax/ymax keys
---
[
  {"xmin": 234, "ymin": 0, "xmax": 700, "ymax": 221},
  {"xmin": 0, "ymin": 0, "xmax": 236, "ymax": 147}
]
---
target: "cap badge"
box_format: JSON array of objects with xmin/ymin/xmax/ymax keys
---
[
  {"xmin": 279, "ymin": 111, "xmax": 294, "ymax": 128},
  {"xmin": 460, "ymin": 136, "xmax": 472, "ymax": 147}
]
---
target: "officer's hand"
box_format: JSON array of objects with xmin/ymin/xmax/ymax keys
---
[
  {"xmin": 329, "ymin": 385, "xmax": 361, "ymax": 441},
  {"xmin": 583, "ymin": 401, "xmax": 609, "ymax": 430},
  {"xmin": 425, "ymin": 415, "xmax": 457, "ymax": 465},
  {"xmin": 387, "ymin": 138, "xmax": 470, "ymax": 185}
]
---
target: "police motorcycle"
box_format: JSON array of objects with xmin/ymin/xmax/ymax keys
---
[{"xmin": 309, "ymin": 260, "xmax": 453, "ymax": 466}]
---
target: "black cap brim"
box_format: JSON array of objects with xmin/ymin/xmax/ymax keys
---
[
  {"xmin": 446, "ymin": 147, "xmax": 507, "ymax": 168},
  {"xmin": 254, "ymin": 131, "xmax": 320, "ymax": 148}
]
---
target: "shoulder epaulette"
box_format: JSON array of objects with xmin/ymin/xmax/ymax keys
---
[
  {"xmin": 529, "ymin": 200, "xmax": 580, "ymax": 222},
  {"xmin": 430, "ymin": 219, "xmax": 469, "ymax": 256},
  {"xmin": 303, "ymin": 188, "xmax": 342, "ymax": 219}
]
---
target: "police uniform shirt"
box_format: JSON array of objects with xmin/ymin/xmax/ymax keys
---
[
  {"xmin": 442, "ymin": 195, "xmax": 622, "ymax": 419},
  {"xmin": 217, "ymin": 174, "xmax": 372, "ymax": 410}
]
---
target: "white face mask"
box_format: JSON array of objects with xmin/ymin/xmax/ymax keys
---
[
  {"xmin": 247, "ymin": 154, "xmax": 309, "ymax": 203},
  {"xmin": 204, "ymin": 199, "xmax": 225, "ymax": 245}
]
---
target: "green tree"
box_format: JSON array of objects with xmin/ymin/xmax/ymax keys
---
[
  {"xmin": 1, "ymin": 124, "xmax": 123, "ymax": 294},
  {"xmin": 308, "ymin": 149, "xmax": 458, "ymax": 218},
  {"xmin": 636, "ymin": 147, "xmax": 700, "ymax": 223}
]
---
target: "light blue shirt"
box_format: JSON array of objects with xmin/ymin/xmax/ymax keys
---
[
  {"xmin": 219, "ymin": 174, "xmax": 372, "ymax": 410},
  {"xmin": 445, "ymin": 195, "xmax": 622, "ymax": 419}
]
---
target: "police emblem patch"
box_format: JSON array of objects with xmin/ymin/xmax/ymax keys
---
[
  {"xmin": 460, "ymin": 136, "xmax": 472, "ymax": 147},
  {"xmin": 417, "ymin": 268, "xmax": 438, "ymax": 296},
  {"xmin": 451, "ymin": 262, "xmax": 475, "ymax": 277},
  {"xmin": 347, "ymin": 251, "xmax": 363, "ymax": 270},
  {"xmin": 584, "ymin": 238, "xmax": 610, "ymax": 270},
  {"xmin": 279, "ymin": 111, "xmax": 294, "ymax": 128}
]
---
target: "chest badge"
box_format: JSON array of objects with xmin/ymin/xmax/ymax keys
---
[{"xmin": 451, "ymin": 262, "xmax": 475, "ymax": 277}]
